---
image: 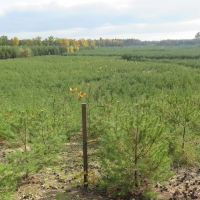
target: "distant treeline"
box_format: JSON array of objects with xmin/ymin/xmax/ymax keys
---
[
  {"xmin": 0, "ymin": 46, "xmax": 79, "ymax": 59},
  {"xmin": 1, "ymin": 35, "xmax": 200, "ymax": 59},
  {"xmin": 1, "ymin": 35, "xmax": 200, "ymax": 47}
]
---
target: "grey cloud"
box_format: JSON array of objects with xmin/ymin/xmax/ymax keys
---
[
  {"xmin": 1, "ymin": 0, "xmax": 200, "ymax": 40},
  {"xmin": 1, "ymin": 7, "xmax": 147, "ymax": 34}
]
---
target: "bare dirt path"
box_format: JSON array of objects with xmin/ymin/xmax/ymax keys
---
[{"xmin": 10, "ymin": 134, "xmax": 107, "ymax": 200}]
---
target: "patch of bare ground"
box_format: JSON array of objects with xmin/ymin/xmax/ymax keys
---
[{"xmin": 154, "ymin": 167, "xmax": 200, "ymax": 200}]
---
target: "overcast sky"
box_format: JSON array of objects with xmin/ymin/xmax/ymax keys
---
[{"xmin": 1, "ymin": 0, "xmax": 200, "ymax": 41}]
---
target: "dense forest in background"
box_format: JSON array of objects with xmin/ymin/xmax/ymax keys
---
[{"xmin": 0, "ymin": 34, "xmax": 200, "ymax": 59}]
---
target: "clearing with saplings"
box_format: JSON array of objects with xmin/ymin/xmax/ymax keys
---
[{"xmin": 0, "ymin": 45, "xmax": 200, "ymax": 199}]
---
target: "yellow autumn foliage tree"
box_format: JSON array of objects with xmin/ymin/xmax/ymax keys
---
[{"xmin": 10, "ymin": 37, "xmax": 19, "ymax": 46}]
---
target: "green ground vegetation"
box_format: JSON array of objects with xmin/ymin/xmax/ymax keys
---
[{"xmin": 0, "ymin": 46, "xmax": 200, "ymax": 199}]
